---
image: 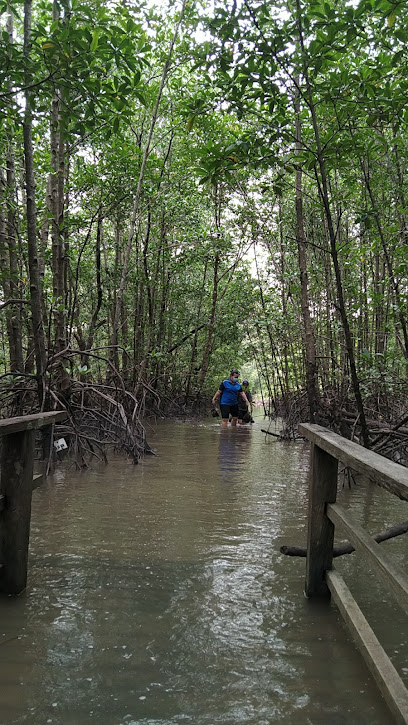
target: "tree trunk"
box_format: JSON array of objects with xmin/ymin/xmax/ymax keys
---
[
  {"xmin": 23, "ymin": 0, "xmax": 47, "ymax": 396},
  {"xmin": 185, "ymin": 260, "xmax": 208, "ymax": 402},
  {"xmin": 295, "ymin": 0, "xmax": 370, "ymax": 447},
  {"xmin": 0, "ymin": 167, "xmax": 17, "ymax": 371},
  {"xmin": 359, "ymin": 157, "xmax": 408, "ymax": 360},
  {"xmin": 277, "ymin": 203, "xmax": 290, "ymax": 393},
  {"xmin": 110, "ymin": 2, "xmax": 187, "ymax": 363},
  {"xmin": 86, "ymin": 211, "xmax": 103, "ymax": 352},
  {"xmin": 197, "ymin": 253, "xmax": 219, "ymax": 389},
  {"xmin": 2, "ymin": 10, "xmax": 24, "ymax": 372},
  {"xmin": 50, "ymin": 101, "xmax": 66, "ymax": 352},
  {"xmin": 294, "ymin": 81, "xmax": 319, "ymax": 422}
]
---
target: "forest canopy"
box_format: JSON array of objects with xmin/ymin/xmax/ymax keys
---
[{"xmin": 0, "ymin": 0, "xmax": 407, "ymax": 458}]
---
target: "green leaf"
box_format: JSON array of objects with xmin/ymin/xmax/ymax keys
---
[
  {"xmin": 91, "ymin": 28, "xmax": 101, "ymax": 52},
  {"xmin": 135, "ymin": 91, "xmax": 146, "ymax": 107}
]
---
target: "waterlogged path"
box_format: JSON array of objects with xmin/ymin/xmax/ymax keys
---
[{"xmin": 1, "ymin": 416, "xmax": 406, "ymax": 724}]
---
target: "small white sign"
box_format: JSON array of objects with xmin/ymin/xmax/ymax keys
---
[{"xmin": 54, "ymin": 438, "xmax": 68, "ymax": 451}]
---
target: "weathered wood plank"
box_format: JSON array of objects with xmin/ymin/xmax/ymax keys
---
[
  {"xmin": 327, "ymin": 568, "xmax": 408, "ymax": 725},
  {"xmin": 0, "ymin": 429, "xmax": 35, "ymax": 595},
  {"xmin": 299, "ymin": 423, "xmax": 408, "ymax": 501},
  {"xmin": 327, "ymin": 503, "xmax": 408, "ymax": 615},
  {"xmin": 305, "ymin": 443, "xmax": 338, "ymax": 597},
  {"xmin": 0, "ymin": 411, "xmax": 66, "ymax": 437}
]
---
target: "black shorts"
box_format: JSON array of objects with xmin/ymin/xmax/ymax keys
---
[{"xmin": 220, "ymin": 404, "xmax": 239, "ymax": 419}]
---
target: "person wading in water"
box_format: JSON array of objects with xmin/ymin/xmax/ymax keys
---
[
  {"xmin": 212, "ymin": 369, "xmax": 249, "ymax": 428},
  {"xmin": 238, "ymin": 379, "xmax": 254, "ymax": 424}
]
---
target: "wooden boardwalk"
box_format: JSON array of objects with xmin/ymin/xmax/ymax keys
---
[
  {"xmin": 300, "ymin": 423, "xmax": 408, "ymax": 725},
  {"xmin": 0, "ymin": 411, "xmax": 66, "ymax": 595}
]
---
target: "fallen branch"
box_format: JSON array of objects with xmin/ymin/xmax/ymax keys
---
[
  {"xmin": 280, "ymin": 519, "xmax": 408, "ymax": 558},
  {"xmin": 261, "ymin": 428, "xmax": 281, "ymax": 438}
]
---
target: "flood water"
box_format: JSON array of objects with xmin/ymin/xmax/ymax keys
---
[{"xmin": 1, "ymin": 415, "xmax": 407, "ymax": 725}]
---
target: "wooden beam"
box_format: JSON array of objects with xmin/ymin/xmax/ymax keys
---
[
  {"xmin": 0, "ymin": 410, "xmax": 66, "ymax": 437},
  {"xmin": 327, "ymin": 568, "xmax": 408, "ymax": 725},
  {"xmin": 299, "ymin": 423, "xmax": 408, "ymax": 501},
  {"xmin": 305, "ymin": 442, "xmax": 338, "ymax": 597},
  {"xmin": 280, "ymin": 517, "xmax": 408, "ymax": 558},
  {"xmin": 327, "ymin": 503, "xmax": 408, "ymax": 615},
  {"xmin": 0, "ymin": 429, "xmax": 35, "ymax": 595}
]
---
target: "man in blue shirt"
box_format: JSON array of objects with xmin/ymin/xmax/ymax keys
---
[{"xmin": 212, "ymin": 368, "xmax": 250, "ymax": 428}]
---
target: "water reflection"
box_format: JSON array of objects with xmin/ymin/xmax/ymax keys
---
[
  {"xmin": 0, "ymin": 417, "xmax": 399, "ymax": 724},
  {"xmin": 217, "ymin": 427, "xmax": 252, "ymax": 481}
]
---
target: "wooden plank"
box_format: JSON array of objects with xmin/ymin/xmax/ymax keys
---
[
  {"xmin": 0, "ymin": 493, "xmax": 4, "ymax": 513},
  {"xmin": 0, "ymin": 411, "xmax": 66, "ymax": 437},
  {"xmin": 305, "ymin": 443, "xmax": 338, "ymax": 597},
  {"xmin": 299, "ymin": 423, "xmax": 408, "ymax": 501},
  {"xmin": 327, "ymin": 503, "xmax": 408, "ymax": 615},
  {"xmin": 32, "ymin": 473, "xmax": 45, "ymax": 491},
  {"xmin": 0, "ymin": 429, "xmax": 35, "ymax": 595},
  {"xmin": 327, "ymin": 568, "xmax": 408, "ymax": 725}
]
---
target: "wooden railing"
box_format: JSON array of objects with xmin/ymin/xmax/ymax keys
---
[
  {"xmin": 0, "ymin": 411, "xmax": 66, "ymax": 596},
  {"xmin": 299, "ymin": 423, "xmax": 408, "ymax": 725}
]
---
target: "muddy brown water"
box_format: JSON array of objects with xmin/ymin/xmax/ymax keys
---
[{"xmin": 0, "ymin": 416, "xmax": 407, "ymax": 724}]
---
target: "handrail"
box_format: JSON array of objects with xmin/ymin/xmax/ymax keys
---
[
  {"xmin": 299, "ymin": 423, "xmax": 408, "ymax": 501},
  {"xmin": 0, "ymin": 410, "xmax": 67, "ymax": 436},
  {"xmin": 327, "ymin": 502, "xmax": 408, "ymax": 615},
  {"xmin": 327, "ymin": 569, "xmax": 408, "ymax": 725},
  {"xmin": 299, "ymin": 422, "xmax": 408, "ymax": 725},
  {"xmin": 0, "ymin": 411, "xmax": 67, "ymax": 595}
]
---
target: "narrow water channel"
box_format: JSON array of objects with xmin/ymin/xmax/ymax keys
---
[{"xmin": 1, "ymin": 416, "xmax": 406, "ymax": 725}]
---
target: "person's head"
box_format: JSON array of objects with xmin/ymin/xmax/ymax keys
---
[
  {"xmin": 230, "ymin": 368, "xmax": 239, "ymax": 382},
  {"xmin": 242, "ymin": 379, "xmax": 249, "ymax": 388}
]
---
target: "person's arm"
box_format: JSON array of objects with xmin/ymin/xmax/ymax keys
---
[
  {"xmin": 240, "ymin": 392, "xmax": 249, "ymax": 406},
  {"xmin": 212, "ymin": 383, "xmax": 223, "ymax": 406},
  {"xmin": 212, "ymin": 389, "xmax": 221, "ymax": 406}
]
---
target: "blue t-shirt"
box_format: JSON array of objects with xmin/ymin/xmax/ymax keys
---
[{"xmin": 219, "ymin": 379, "xmax": 242, "ymax": 406}]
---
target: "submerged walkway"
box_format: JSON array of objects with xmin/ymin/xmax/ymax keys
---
[{"xmin": 0, "ymin": 418, "xmax": 406, "ymax": 724}]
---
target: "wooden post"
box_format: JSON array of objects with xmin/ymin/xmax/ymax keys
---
[
  {"xmin": 305, "ymin": 442, "xmax": 338, "ymax": 597},
  {"xmin": 0, "ymin": 430, "xmax": 35, "ymax": 595}
]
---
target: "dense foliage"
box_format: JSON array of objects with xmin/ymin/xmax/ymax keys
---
[{"xmin": 0, "ymin": 0, "xmax": 407, "ymax": 453}]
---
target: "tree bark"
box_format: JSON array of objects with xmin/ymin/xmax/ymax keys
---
[
  {"xmin": 359, "ymin": 157, "xmax": 408, "ymax": 360},
  {"xmin": 2, "ymin": 10, "xmax": 24, "ymax": 372},
  {"xmin": 294, "ymin": 80, "xmax": 319, "ymax": 422},
  {"xmin": 49, "ymin": 1, "xmax": 67, "ymax": 356},
  {"xmin": 184, "ymin": 261, "xmax": 208, "ymax": 402},
  {"xmin": 23, "ymin": 0, "xmax": 47, "ymax": 397}
]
